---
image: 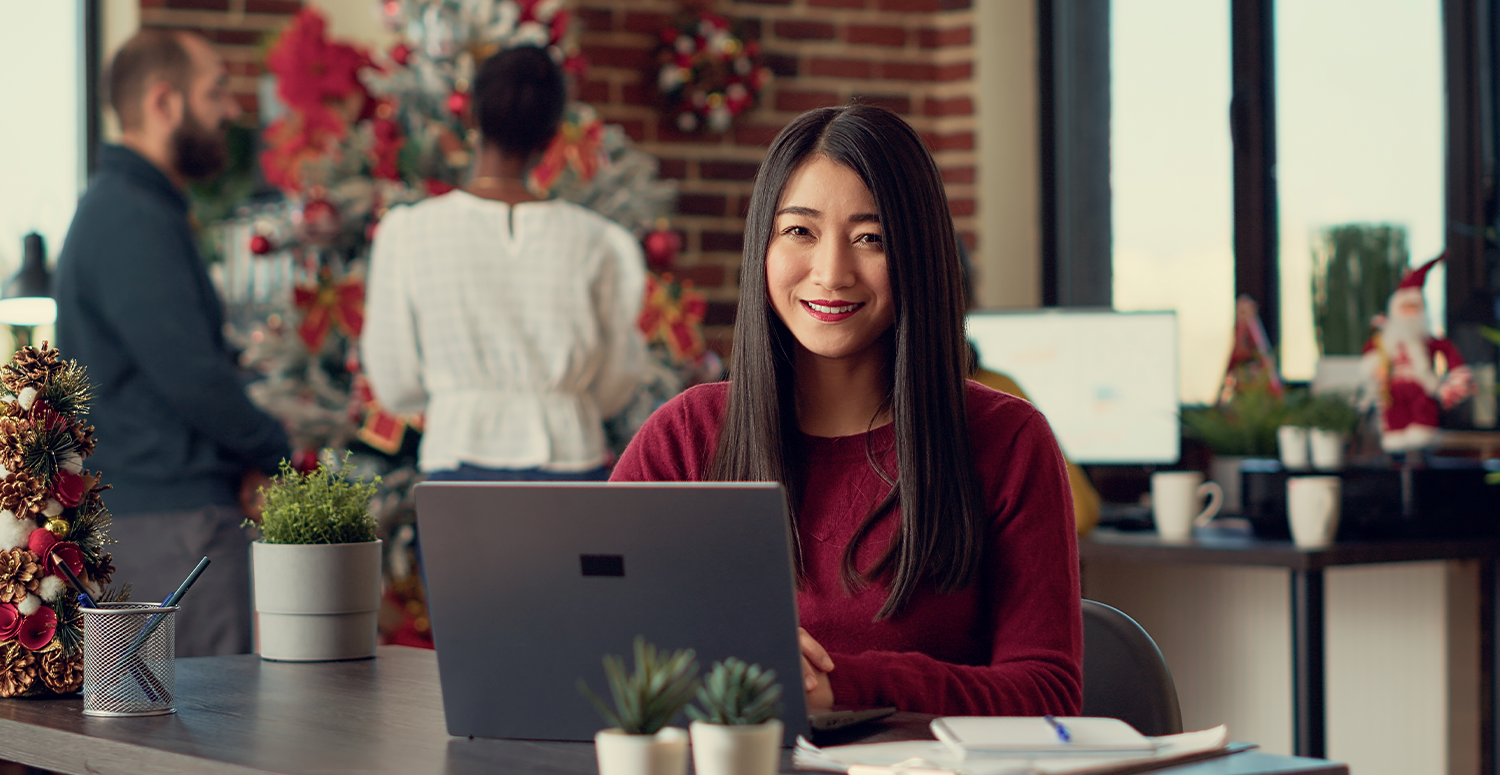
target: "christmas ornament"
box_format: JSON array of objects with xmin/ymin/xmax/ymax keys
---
[
  {"xmin": 390, "ymin": 43, "xmax": 411, "ymax": 66},
  {"xmin": 295, "ymin": 198, "xmax": 343, "ymax": 246},
  {"xmin": 643, "ymin": 222, "xmax": 682, "ymax": 272},
  {"xmin": 43, "ymin": 520, "xmax": 66, "ymax": 539},
  {"xmin": 1360, "ymin": 254, "xmax": 1476, "ymax": 452},
  {"xmin": 249, "ymin": 235, "xmax": 275, "ymax": 255},
  {"xmin": 292, "ymin": 269, "xmax": 366, "ymax": 352},
  {"xmin": 445, "ymin": 89, "xmax": 471, "ymax": 116},
  {"xmin": 637, "ymin": 273, "xmax": 708, "ymax": 365}
]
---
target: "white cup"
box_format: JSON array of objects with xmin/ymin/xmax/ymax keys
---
[
  {"xmin": 1277, "ymin": 426, "xmax": 1310, "ymax": 471},
  {"xmin": 1287, "ymin": 475, "xmax": 1341, "ymax": 549},
  {"xmin": 1151, "ymin": 471, "xmax": 1224, "ymax": 542}
]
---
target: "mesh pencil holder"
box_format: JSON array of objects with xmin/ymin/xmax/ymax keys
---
[{"xmin": 81, "ymin": 602, "xmax": 178, "ymax": 717}]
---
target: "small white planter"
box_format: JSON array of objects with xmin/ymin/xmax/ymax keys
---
[
  {"xmin": 690, "ymin": 720, "xmax": 783, "ymax": 775},
  {"xmin": 1209, "ymin": 455, "xmax": 1249, "ymax": 515},
  {"xmin": 1277, "ymin": 426, "xmax": 1310, "ymax": 471},
  {"xmin": 1308, "ymin": 429, "xmax": 1347, "ymax": 471},
  {"xmin": 594, "ymin": 727, "xmax": 688, "ymax": 775},
  {"xmin": 252, "ymin": 540, "xmax": 382, "ymax": 661}
]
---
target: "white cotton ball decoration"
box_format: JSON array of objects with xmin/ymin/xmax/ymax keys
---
[
  {"xmin": 42, "ymin": 499, "xmax": 62, "ymax": 518},
  {"xmin": 17, "ymin": 387, "xmax": 36, "ymax": 411},
  {"xmin": 0, "ymin": 513, "xmax": 35, "ymax": 551},
  {"xmin": 37, "ymin": 575, "xmax": 65, "ymax": 602},
  {"xmin": 17, "ymin": 594, "xmax": 41, "ymax": 616}
]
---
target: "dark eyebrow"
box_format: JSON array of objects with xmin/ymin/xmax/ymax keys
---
[{"xmin": 775, "ymin": 206, "xmax": 881, "ymax": 224}]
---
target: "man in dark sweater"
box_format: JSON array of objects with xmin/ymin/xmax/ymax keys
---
[{"xmin": 54, "ymin": 30, "xmax": 290, "ymax": 656}]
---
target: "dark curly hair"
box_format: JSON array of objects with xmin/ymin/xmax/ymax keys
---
[{"xmin": 473, "ymin": 45, "xmax": 566, "ymax": 160}]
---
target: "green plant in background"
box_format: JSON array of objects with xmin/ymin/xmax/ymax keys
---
[
  {"xmin": 1312, "ymin": 223, "xmax": 1410, "ymax": 355},
  {"xmin": 687, "ymin": 658, "xmax": 782, "ymax": 726},
  {"xmin": 253, "ymin": 454, "xmax": 380, "ymax": 544},
  {"xmin": 579, "ymin": 636, "xmax": 701, "ymax": 735},
  {"xmin": 1284, "ymin": 389, "xmax": 1363, "ymax": 435},
  {"xmin": 1181, "ymin": 379, "xmax": 1287, "ymax": 457}
]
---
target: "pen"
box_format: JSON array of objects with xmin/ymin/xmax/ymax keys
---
[
  {"xmin": 49, "ymin": 552, "xmax": 98, "ymax": 609},
  {"xmin": 118, "ymin": 557, "xmax": 211, "ymax": 662},
  {"xmin": 1044, "ymin": 714, "xmax": 1071, "ymax": 744}
]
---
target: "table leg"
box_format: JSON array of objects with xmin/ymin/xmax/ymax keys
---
[
  {"xmin": 1483, "ymin": 558, "xmax": 1496, "ymax": 775},
  {"xmin": 1291, "ymin": 568, "xmax": 1325, "ymax": 759}
]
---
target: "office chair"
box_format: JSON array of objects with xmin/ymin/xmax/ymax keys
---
[{"xmin": 1081, "ymin": 599, "xmax": 1184, "ymax": 736}]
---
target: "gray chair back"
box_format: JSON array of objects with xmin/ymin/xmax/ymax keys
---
[{"xmin": 1081, "ymin": 599, "xmax": 1183, "ymax": 736}]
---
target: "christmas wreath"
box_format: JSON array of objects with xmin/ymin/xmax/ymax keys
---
[
  {"xmin": 0, "ymin": 344, "xmax": 124, "ymax": 698},
  {"xmin": 656, "ymin": 9, "xmax": 768, "ymax": 134}
]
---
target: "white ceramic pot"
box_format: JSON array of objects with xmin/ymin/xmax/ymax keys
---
[
  {"xmin": 252, "ymin": 540, "xmax": 382, "ymax": 661},
  {"xmin": 1277, "ymin": 426, "xmax": 1310, "ymax": 471},
  {"xmin": 1308, "ymin": 429, "xmax": 1346, "ymax": 472},
  {"xmin": 594, "ymin": 727, "xmax": 688, "ymax": 775},
  {"xmin": 690, "ymin": 720, "xmax": 783, "ymax": 775}
]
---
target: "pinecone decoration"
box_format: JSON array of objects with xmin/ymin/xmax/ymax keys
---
[
  {"xmin": 1, "ymin": 346, "xmax": 65, "ymax": 395},
  {"xmin": 0, "ymin": 472, "xmax": 48, "ymax": 517},
  {"xmin": 37, "ymin": 642, "xmax": 82, "ymax": 695},
  {"xmin": 0, "ymin": 417, "xmax": 32, "ymax": 473},
  {"xmin": 70, "ymin": 423, "xmax": 96, "ymax": 458},
  {"xmin": 0, "ymin": 548, "xmax": 40, "ymax": 604},
  {"xmin": 0, "ymin": 641, "xmax": 38, "ymax": 698}
]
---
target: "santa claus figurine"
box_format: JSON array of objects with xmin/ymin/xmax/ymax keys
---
[{"xmin": 1360, "ymin": 254, "xmax": 1476, "ymax": 452}]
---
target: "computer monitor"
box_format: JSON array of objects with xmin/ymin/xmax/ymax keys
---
[{"xmin": 966, "ymin": 309, "xmax": 1179, "ymax": 466}]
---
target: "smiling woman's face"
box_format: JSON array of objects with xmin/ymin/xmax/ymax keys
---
[{"xmin": 765, "ymin": 155, "xmax": 894, "ymax": 367}]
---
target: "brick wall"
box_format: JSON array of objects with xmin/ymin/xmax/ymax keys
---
[
  {"xmin": 578, "ymin": 0, "xmax": 977, "ymax": 351},
  {"xmin": 138, "ymin": 0, "xmax": 303, "ymax": 117}
]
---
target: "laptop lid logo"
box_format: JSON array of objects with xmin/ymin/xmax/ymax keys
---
[{"xmin": 580, "ymin": 554, "xmax": 625, "ymax": 577}]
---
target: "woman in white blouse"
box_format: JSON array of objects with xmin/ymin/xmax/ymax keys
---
[{"xmin": 362, "ymin": 45, "xmax": 647, "ymax": 481}]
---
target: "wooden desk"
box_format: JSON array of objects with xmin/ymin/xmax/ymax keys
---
[
  {"xmin": 1081, "ymin": 529, "xmax": 1500, "ymax": 767},
  {"xmin": 0, "ymin": 646, "xmax": 1346, "ymax": 774}
]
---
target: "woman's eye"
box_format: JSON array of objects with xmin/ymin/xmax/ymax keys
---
[
  {"xmin": 782, "ymin": 225, "xmax": 812, "ymax": 237},
  {"xmin": 856, "ymin": 233, "xmax": 883, "ymax": 245}
]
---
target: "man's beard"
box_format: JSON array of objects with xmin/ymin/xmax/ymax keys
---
[{"xmin": 171, "ymin": 109, "xmax": 228, "ymax": 181}]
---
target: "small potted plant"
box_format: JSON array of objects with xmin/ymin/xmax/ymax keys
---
[
  {"xmin": 1181, "ymin": 379, "xmax": 1287, "ymax": 512},
  {"xmin": 580, "ymin": 636, "xmax": 699, "ymax": 775},
  {"xmin": 687, "ymin": 658, "xmax": 784, "ymax": 775},
  {"xmin": 1296, "ymin": 393, "xmax": 1362, "ymax": 471},
  {"xmin": 249, "ymin": 454, "xmax": 381, "ymax": 661}
]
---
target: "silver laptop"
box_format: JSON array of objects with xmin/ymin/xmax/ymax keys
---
[{"xmin": 417, "ymin": 481, "xmax": 865, "ymax": 745}]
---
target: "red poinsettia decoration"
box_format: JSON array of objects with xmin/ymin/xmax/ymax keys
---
[
  {"xmin": 27, "ymin": 529, "xmax": 83, "ymax": 580},
  {"xmin": 293, "ymin": 269, "xmax": 365, "ymax": 352},
  {"xmin": 638, "ymin": 273, "xmax": 708, "ymax": 364},
  {"xmin": 0, "ymin": 603, "xmax": 18, "ymax": 642},
  {"xmin": 529, "ymin": 110, "xmax": 605, "ymax": 194},
  {"xmin": 18, "ymin": 606, "xmax": 56, "ymax": 652},
  {"xmin": 51, "ymin": 470, "xmax": 89, "ymax": 509}
]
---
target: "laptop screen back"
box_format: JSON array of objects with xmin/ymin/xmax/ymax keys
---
[{"xmin": 415, "ymin": 481, "xmax": 809, "ymax": 744}]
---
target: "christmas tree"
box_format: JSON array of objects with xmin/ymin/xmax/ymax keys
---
[{"xmin": 0, "ymin": 344, "xmax": 124, "ymax": 698}]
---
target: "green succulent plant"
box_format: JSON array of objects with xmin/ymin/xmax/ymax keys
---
[
  {"xmin": 687, "ymin": 658, "xmax": 783, "ymax": 726},
  {"xmin": 579, "ymin": 636, "xmax": 700, "ymax": 735},
  {"xmin": 1285, "ymin": 390, "xmax": 1363, "ymax": 435},
  {"xmin": 252, "ymin": 453, "xmax": 379, "ymax": 544}
]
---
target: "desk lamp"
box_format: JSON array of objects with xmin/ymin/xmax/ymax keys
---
[{"xmin": 0, "ymin": 233, "xmax": 57, "ymax": 349}]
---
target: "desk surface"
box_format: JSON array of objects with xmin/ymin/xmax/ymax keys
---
[
  {"xmin": 0, "ymin": 646, "xmax": 1347, "ymax": 775},
  {"xmin": 1081, "ymin": 528, "xmax": 1500, "ymax": 570}
]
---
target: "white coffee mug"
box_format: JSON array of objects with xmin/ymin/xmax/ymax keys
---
[
  {"xmin": 1151, "ymin": 471, "xmax": 1224, "ymax": 542},
  {"xmin": 1287, "ymin": 475, "xmax": 1341, "ymax": 549}
]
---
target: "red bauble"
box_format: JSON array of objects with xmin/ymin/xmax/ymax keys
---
[
  {"xmin": 249, "ymin": 235, "xmax": 274, "ymax": 255},
  {"xmin": 297, "ymin": 198, "xmax": 342, "ymax": 246},
  {"xmin": 390, "ymin": 43, "xmax": 411, "ymax": 66},
  {"xmin": 643, "ymin": 228, "xmax": 682, "ymax": 272},
  {"xmin": 446, "ymin": 90, "xmax": 471, "ymax": 116}
]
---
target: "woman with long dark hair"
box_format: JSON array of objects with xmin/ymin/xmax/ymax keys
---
[
  {"xmin": 364, "ymin": 46, "xmax": 646, "ymax": 481},
  {"xmin": 612, "ymin": 104, "xmax": 1081, "ymax": 716}
]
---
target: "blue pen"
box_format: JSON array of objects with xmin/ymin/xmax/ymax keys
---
[
  {"xmin": 117, "ymin": 557, "xmax": 211, "ymax": 663},
  {"xmin": 1044, "ymin": 715, "xmax": 1071, "ymax": 744}
]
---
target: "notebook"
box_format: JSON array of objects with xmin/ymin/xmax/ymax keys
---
[
  {"xmin": 415, "ymin": 481, "xmax": 891, "ymax": 745},
  {"xmin": 931, "ymin": 717, "xmax": 1157, "ymax": 759}
]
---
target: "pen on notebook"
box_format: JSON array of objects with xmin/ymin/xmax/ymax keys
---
[{"xmin": 1044, "ymin": 714, "xmax": 1071, "ymax": 744}]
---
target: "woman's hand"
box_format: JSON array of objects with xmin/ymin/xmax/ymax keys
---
[{"xmin": 799, "ymin": 627, "xmax": 835, "ymax": 710}]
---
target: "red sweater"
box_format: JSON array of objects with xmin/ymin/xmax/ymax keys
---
[{"xmin": 611, "ymin": 381, "xmax": 1082, "ymax": 716}]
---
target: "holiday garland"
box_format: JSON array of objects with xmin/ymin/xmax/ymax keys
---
[{"xmin": 0, "ymin": 344, "xmax": 125, "ymax": 698}]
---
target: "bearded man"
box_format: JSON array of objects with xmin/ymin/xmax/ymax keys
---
[
  {"xmin": 53, "ymin": 30, "xmax": 290, "ymax": 656},
  {"xmin": 1360, "ymin": 255, "xmax": 1476, "ymax": 453}
]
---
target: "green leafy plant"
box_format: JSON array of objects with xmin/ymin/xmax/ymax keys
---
[
  {"xmin": 1181, "ymin": 382, "xmax": 1287, "ymax": 457},
  {"xmin": 579, "ymin": 637, "xmax": 700, "ymax": 735},
  {"xmin": 1312, "ymin": 223, "xmax": 1408, "ymax": 355},
  {"xmin": 253, "ymin": 454, "xmax": 379, "ymax": 544},
  {"xmin": 1285, "ymin": 390, "xmax": 1363, "ymax": 435},
  {"xmin": 687, "ymin": 658, "xmax": 782, "ymax": 726}
]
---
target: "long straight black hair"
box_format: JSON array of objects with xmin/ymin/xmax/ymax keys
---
[{"xmin": 706, "ymin": 104, "xmax": 986, "ymax": 619}]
